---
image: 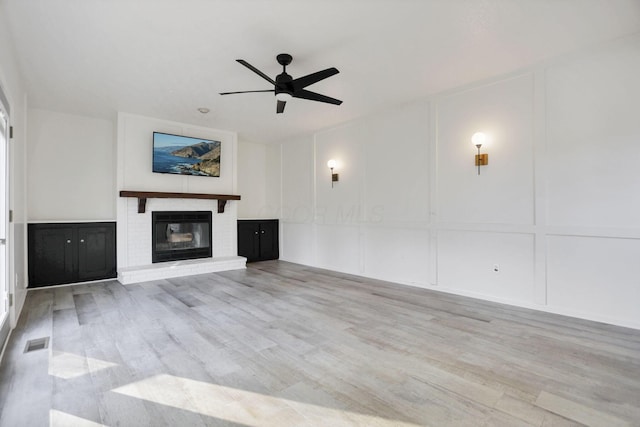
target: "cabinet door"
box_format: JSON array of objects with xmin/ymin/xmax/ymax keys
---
[
  {"xmin": 28, "ymin": 225, "xmax": 75, "ymax": 287},
  {"xmin": 237, "ymin": 221, "xmax": 260, "ymax": 262},
  {"xmin": 259, "ymin": 221, "xmax": 279, "ymax": 261},
  {"xmin": 77, "ymin": 224, "xmax": 116, "ymax": 281}
]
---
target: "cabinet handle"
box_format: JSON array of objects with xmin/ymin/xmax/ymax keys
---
[
  {"xmin": 261, "ymin": 230, "xmax": 265, "ymax": 234},
  {"xmin": 80, "ymin": 239, "xmax": 85, "ymax": 243},
  {"xmin": 254, "ymin": 232, "xmax": 258, "ymax": 235},
  {"xmin": 66, "ymin": 239, "xmax": 72, "ymax": 244}
]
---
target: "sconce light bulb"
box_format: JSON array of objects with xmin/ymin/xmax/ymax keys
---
[
  {"xmin": 472, "ymin": 132, "xmax": 486, "ymax": 147},
  {"xmin": 327, "ymin": 159, "xmax": 337, "ymax": 169}
]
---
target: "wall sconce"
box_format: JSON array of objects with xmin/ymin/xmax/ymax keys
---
[
  {"xmin": 472, "ymin": 132, "xmax": 488, "ymax": 175},
  {"xmin": 327, "ymin": 159, "xmax": 339, "ymax": 188}
]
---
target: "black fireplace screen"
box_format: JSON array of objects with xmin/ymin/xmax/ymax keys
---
[{"xmin": 152, "ymin": 211, "xmax": 212, "ymax": 263}]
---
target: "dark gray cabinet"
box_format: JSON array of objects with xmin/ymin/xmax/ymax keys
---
[
  {"xmin": 237, "ymin": 219, "xmax": 279, "ymax": 262},
  {"xmin": 28, "ymin": 222, "xmax": 116, "ymax": 287}
]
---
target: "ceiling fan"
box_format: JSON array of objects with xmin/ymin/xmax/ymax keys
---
[{"xmin": 220, "ymin": 53, "xmax": 342, "ymax": 114}]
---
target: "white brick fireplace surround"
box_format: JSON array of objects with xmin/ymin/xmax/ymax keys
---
[
  {"xmin": 117, "ymin": 197, "xmax": 245, "ymax": 285},
  {"xmin": 116, "ymin": 113, "xmax": 245, "ymax": 285}
]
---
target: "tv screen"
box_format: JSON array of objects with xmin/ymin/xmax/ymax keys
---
[{"xmin": 153, "ymin": 132, "xmax": 221, "ymax": 177}]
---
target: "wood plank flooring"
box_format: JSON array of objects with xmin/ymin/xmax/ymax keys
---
[{"xmin": 1, "ymin": 260, "xmax": 639, "ymax": 426}]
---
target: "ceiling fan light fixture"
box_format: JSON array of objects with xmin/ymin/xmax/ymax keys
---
[
  {"xmin": 220, "ymin": 54, "xmax": 342, "ymax": 114},
  {"xmin": 275, "ymin": 92, "xmax": 292, "ymax": 102}
]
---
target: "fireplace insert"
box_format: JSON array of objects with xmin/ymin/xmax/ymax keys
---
[{"xmin": 151, "ymin": 211, "xmax": 212, "ymax": 263}]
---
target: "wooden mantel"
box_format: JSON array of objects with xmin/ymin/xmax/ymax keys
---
[{"xmin": 119, "ymin": 191, "xmax": 241, "ymax": 214}]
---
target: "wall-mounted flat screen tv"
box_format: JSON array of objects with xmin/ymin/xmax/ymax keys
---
[{"xmin": 153, "ymin": 132, "xmax": 221, "ymax": 177}]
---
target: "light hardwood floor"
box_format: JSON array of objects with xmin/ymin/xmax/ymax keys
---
[{"xmin": 0, "ymin": 261, "xmax": 639, "ymax": 426}]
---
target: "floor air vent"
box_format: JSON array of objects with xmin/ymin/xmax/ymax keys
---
[{"xmin": 24, "ymin": 337, "xmax": 49, "ymax": 353}]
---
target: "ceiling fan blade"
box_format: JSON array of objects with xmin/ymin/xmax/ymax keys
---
[
  {"xmin": 276, "ymin": 100, "xmax": 286, "ymax": 114},
  {"xmin": 219, "ymin": 89, "xmax": 274, "ymax": 95},
  {"xmin": 292, "ymin": 68, "xmax": 339, "ymax": 90},
  {"xmin": 293, "ymin": 89, "xmax": 342, "ymax": 105},
  {"xmin": 236, "ymin": 59, "xmax": 276, "ymax": 85}
]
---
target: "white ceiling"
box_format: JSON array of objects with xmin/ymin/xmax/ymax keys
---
[{"xmin": 3, "ymin": 0, "xmax": 640, "ymax": 143}]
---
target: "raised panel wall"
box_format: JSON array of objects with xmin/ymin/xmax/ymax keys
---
[
  {"xmin": 437, "ymin": 230, "xmax": 535, "ymax": 304},
  {"xmin": 274, "ymin": 35, "xmax": 640, "ymax": 329},
  {"xmin": 436, "ymin": 74, "xmax": 535, "ymax": 226},
  {"xmin": 547, "ymin": 236, "xmax": 640, "ymax": 325},
  {"xmin": 546, "ymin": 39, "xmax": 640, "ymax": 229}
]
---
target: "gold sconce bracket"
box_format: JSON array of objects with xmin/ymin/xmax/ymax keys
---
[
  {"xmin": 475, "ymin": 153, "xmax": 488, "ymax": 166},
  {"xmin": 472, "ymin": 132, "xmax": 488, "ymax": 175},
  {"xmin": 328, "ymin": 159, "xmax": 339, "ymax": 188}
]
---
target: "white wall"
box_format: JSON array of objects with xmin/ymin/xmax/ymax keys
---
[
  {"xmin": 0, "ymin": 8, "xmax": 28, "ymax": 327},
  {"xmin": 237, "ymin": 140, "xmax": 280, "ymax": 219},
  {"xmin": 280, "ymin": 134, "xmax": 315, "ymax": 266},
  {"xmin": 273, "ymin": 34, "xmax": 640, "ymax": 329},
  {"xmin": 117, "ymin": 113, "xmax": 237, "ymax": 195},
  {"xmin": 237, "ymin": 141, "xmax": 266, "ymax": 219},
  {"xmin": 27, "ymin": 109, "xmax": 115, "ymax": 221},
  {"xmin": 265, "ymin": 143, "xmax": 281, "ymax": 219}
]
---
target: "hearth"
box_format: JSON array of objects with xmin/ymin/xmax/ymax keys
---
[{"xmin": 152, "ymin": 211, "xmax": 212, "ymax": 263}]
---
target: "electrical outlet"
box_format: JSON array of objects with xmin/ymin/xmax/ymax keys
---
[{"xmin": 493, "ymin": 264, "xmax": 500, "ymax": 273}]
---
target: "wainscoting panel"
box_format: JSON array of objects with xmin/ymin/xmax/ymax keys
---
[
  {"xmin": 315, "ymin": 224, "xmax": 361, "ymax": 275},
  {"xmin": 280, "ymin": 222, "xmax": 315, "ymax": 266},
  {"xmin": 437, "ymin": 230, "xmax": 535, "ymax": 305},
  {"xmin": 362, "ymin": 225, "xmax": 430, "ymax": 288},
  {"xmin": 547, "ymin": 235, "xmax": 640, "ymax": 328}
]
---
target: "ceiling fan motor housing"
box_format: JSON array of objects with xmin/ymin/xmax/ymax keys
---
[{"xmin": 275, "ymin": 72, "xmax": 293, "ymax": 97}]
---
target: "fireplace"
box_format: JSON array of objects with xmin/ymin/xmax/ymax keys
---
[{"xmin": 152, "ymin": 211, "xmax": 212, "ymax": 263}]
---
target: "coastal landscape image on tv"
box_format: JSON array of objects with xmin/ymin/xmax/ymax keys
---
[{"xmin": 153, "ymin": 132, "xmax": 221, "ymax": 177}]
